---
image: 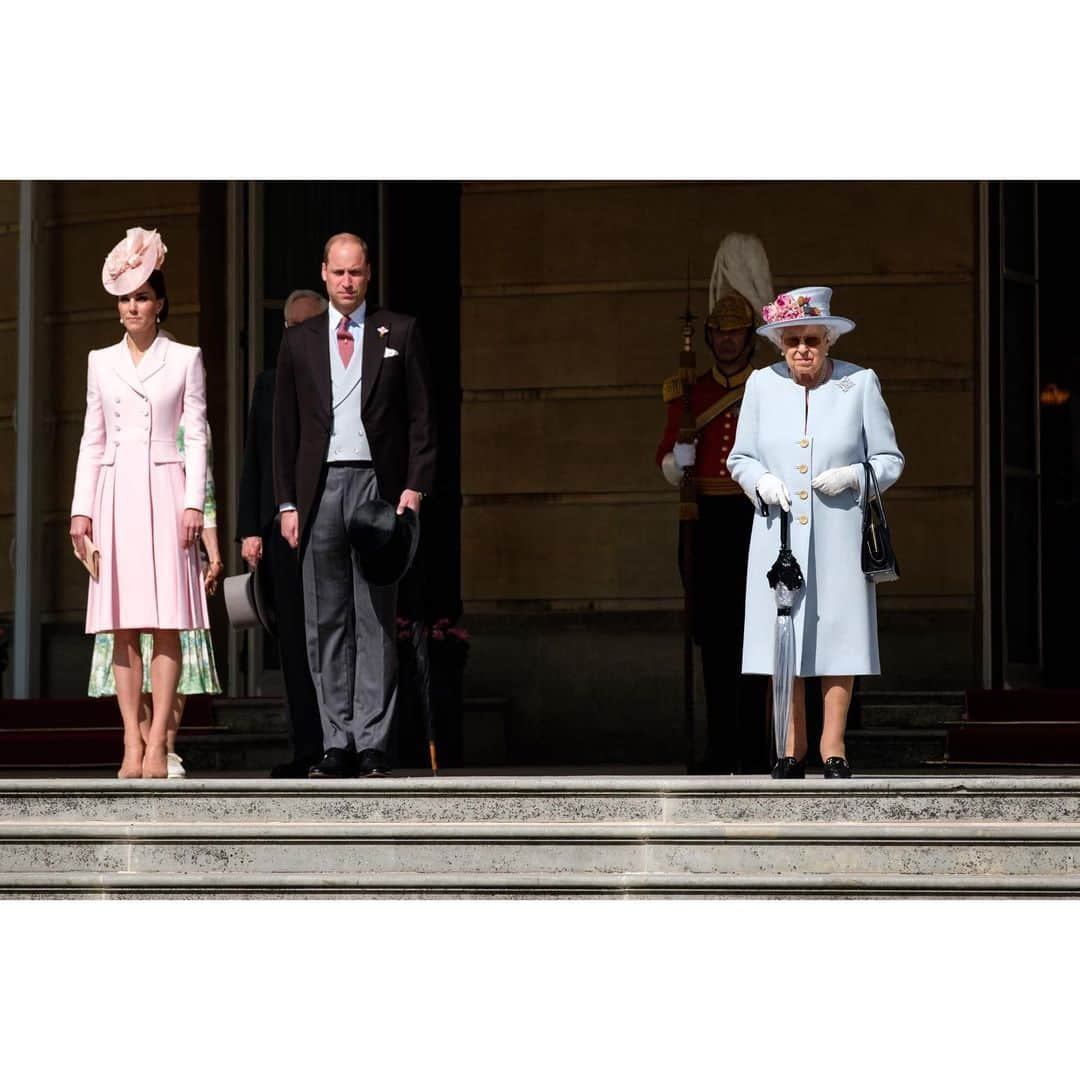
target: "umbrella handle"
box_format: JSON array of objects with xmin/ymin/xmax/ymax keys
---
[{"xmin": 779, "ymin": 507, "xmax": 790, "ymax": 551}]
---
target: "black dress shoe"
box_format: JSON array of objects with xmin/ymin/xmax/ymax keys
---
[
  {"xmin": 308, "ymin": 749, "xmax": 356, "ymax": 779},
  {"xmin": 823, "ymin": 756, "xmax": 852, "ymax": 779},
  {"xmin": 771, "ymin": 756, "xmax": 806, "ymax": 779},
  {"xmin": 356, "ymin": 749, "xmax": 390, "ymax": 778},
  {"xmin": 270, "ymin": 758, "xmax": 320, "ymax": 779}
]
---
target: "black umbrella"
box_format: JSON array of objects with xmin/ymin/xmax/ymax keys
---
[
  {"xmin": 401, "ymin": 617, "xmax": 438, "ymax": 776},
  {"xmin": 766, "ymin": 510, "xmax": 805, "ymax": 767}
]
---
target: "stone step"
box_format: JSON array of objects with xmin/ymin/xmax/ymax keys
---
[
  {"xmin": 839, "ymin": 692, "xmax": 962, "ymax": 769},
  {"xmin": 855, "ymin": 705, "xmax": 965, "ymax": 730},
  {"xmin": 211, "ymin": 697, "xmax": 505, "ymax": 769},
  {"xmin": 8, "ymin": 870, "xmax": 1080, "ymax": 898},
  {"xmin": 845, "ymin": 728, "xmax": 948, "ymax": 768},
  {"xmin": 852, "ymin": 691, "xmax": 965, "ymax": 729},
  {"xmin": 3, "ymin": 776, "xmax": 1080, "ymax": 823},
  {"xmin": 856, "ymin": 692, "xmax": 967, "ymax": 706},
  {"xmin": 211, "ymin": 699, "xmax": 289, "ymax": 734},
  {"xmin": 174, "ymin": 731, "xmax": 291, "ymax": 773},
  {"xmin": 2, "ymin": 819, "xmax": 1079, "ymax": 878},
  {"xmin": 3, "ymin": 777, "xmax": 1078, "ymax": 896}
]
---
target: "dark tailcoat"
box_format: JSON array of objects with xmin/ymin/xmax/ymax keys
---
[
  {"xmin": 272, "ymin": 307, "xmax": 437, "ymax": 547},
  {"xmin": 236, "ymin": 365, "xmax": 324, "ymax": 765},
  {"xmin": 236, "ymin": 368, "xmax": 278, "ymax": 541}
]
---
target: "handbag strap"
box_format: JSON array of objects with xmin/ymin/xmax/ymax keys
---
[{"xmin": 863, "ymin": 460, "xmax": 889, "ymax": 529}]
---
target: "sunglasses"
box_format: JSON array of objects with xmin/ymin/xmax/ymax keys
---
[{"xmin": 782, "ymin": 334, "xmax": 823, "ymax": 348}]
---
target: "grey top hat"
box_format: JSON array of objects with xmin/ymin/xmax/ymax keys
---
[{"xmin": 223, "ymin": 558, "xmax": 276, "ymax": 634}]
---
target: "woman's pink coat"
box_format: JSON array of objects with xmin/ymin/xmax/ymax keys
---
[{"xmin": 71, "ymin": 336, "xmax": 210, "ymax": 634}]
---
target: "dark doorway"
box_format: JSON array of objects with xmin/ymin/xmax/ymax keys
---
[
  {"xmin": 384, "ymin": 182, "xmax": 463, "ymax": 625},
  {"xmin": 1036, "ymin": 182, "xmax": 1080, "ymax": 688},
  {"xmin": 987, "ymin": 182, "xmax": 1040, "ymax": 686},
  {"xmin": 987, "ymin": 181, "xmax": 1080, "ymax": 689},
  {"xmin": 261, "ymin": 181, "xmax": 381, "ymax": 380}
]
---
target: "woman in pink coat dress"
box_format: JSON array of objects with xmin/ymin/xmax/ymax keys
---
[{"xmin": 69, "ymin": 228, "xmax": 209, "ymax": 779}]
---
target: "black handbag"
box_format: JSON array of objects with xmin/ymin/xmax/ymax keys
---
[{"xmin": 861, "ymin": 461, "xmax": 900, "ymax": 583}]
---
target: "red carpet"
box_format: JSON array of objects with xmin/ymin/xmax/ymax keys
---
[
  {"xmin": 948, "ymin": 690, "xmax": 1080, "ymax": 765},
  {"xmin": 0, "ymin": 698, "xmax": 214, "ymax": 767}
]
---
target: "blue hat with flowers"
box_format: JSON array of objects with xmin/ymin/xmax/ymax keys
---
[{"xmin": 756, "ymin": 286, "xmax": 855, "ymax": 347}]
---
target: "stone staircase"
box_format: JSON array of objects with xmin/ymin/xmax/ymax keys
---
[
  {"xmin": 845, "ymin": 690, "xmax": 962, "ymax": 769},
  {"xmin": 179, "ymin": 699, "xmax": 291, "ymax": 772},
  {"xmin": 0, "ymin": 696, "xmax": 483, "ymax": 773},
  {"xmin": 843, "ymin": 690, "xmax": 1080, "ymax": 768},
  {"xmin": 2, "ymin": 775, "xmax": 1080, "ymax": 897},
  {"xmin": 0, "ymin": 698, "xmax": 289, "ymax": 772}
]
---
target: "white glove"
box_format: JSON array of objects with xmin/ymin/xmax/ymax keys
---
[
  {"xmin": 673, "ymin": 441, "xmax": 696, "ymax": 468},
  {"xmin": 756, "ymin": 473, "xmax": 791, "ymax": 512},
  {"xmin": 811, "ymin": 465, "xmax": 861, "ymax": 496}
]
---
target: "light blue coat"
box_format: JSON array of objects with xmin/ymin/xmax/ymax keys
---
[{"xmin": 727, "ymin": 360, "xmax": 904, "ymax": 676}]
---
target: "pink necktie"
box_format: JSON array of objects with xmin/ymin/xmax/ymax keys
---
[{"xmin": 337, "ymin": 316, "xmax": 354, "ymax": 368}]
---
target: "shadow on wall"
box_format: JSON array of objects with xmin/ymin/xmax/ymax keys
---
[{"xmin": 460, "ymin": 609, "xmax": 977, "ymax": 767}]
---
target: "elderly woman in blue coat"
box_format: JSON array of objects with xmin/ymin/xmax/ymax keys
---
[{"xmin": 727, "ymin": 287, "xmax": 904, "ymax": 779}]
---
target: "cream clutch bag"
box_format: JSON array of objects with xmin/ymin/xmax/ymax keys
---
[{"xmin": 74, "ymin": 537, "xmax": 100, "ymax": 581}]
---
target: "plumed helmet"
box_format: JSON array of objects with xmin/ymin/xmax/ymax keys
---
[{"xmin": 705, "ymin": 233, "xmax": 774, "ymax": 331}]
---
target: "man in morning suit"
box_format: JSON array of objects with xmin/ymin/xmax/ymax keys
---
[
  {"xmin": 273, "ymin": 234, "xmax": 437, "ymax": 778},
  {"xmin": 237, "ymin": 289, "xmax": 327, "ymax": 778}
]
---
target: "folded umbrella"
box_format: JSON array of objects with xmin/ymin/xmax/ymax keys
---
[
  {"xmin": 766, "ymin": 510, "xmax": 805, "ymax": 767},
  {"xmin": 403, "ymin": 617, "xmax": 438, "ymax": 776}
]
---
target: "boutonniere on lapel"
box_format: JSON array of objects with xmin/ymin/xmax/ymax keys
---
[
  {"xmin": 377, "ymin": 325, "xmax": 397, "ymax": 355},
  {"xmin": 377, "ymin": 327, "xmax": 398, "ymax": 357}
]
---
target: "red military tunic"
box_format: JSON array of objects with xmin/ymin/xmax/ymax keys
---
[{"xmin": 655, "ymin": 364, "xmax": 752, "ymax": 496}]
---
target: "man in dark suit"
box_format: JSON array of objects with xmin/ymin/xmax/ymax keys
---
[
  {"xmin": 273, "ymin": 233, "xmax": 437, "ymax": 778},
  {"xmin": 237, "ymin": 289, "xmax": 327, "ymax": 778}
]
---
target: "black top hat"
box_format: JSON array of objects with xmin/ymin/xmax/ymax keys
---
[
  {"xmin": 223, "ymin": 558, "xmax": 276, "ymax": 635},
  {"xmin": 347, "ymin": 500, "xmax": 421, "ymax": 587}
]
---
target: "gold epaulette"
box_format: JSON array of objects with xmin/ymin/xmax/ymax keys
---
[{"xmin": 662, "ymin": 373, "xmax": 684, "ymax": 404}]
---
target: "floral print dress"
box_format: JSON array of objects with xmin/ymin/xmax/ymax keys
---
[{"xmin": 87, "ymin": 421, "xmax": 222, "ymax": 697}]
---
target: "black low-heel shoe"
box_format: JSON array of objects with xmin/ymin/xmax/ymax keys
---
[
  {"xmin": 771, "ymin": 757, "xmax": 806, "ymax": 779},
  {"xmin": 308, "ymin": 748, "xmax": 356, "ymax": 779},
  {"xmin": 823, "ymin": 756, "xmax": 852, "ymax": 779}
]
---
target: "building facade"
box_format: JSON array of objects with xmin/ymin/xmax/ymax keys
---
[{"xmin": 2, "ymin": 181, "xmax": 1068, "ymax": 763}]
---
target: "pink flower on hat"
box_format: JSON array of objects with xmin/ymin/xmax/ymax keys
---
[{"xmin": 762, "ymin": 292, "xmax": 821, "ymax": 324}]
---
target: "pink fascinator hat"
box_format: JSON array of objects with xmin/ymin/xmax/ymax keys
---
[{"xmin": 101, "ymin": 227, "xmax": 168, "ymax": 296}]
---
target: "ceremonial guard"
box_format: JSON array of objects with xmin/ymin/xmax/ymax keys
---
[{"xmin": 655, "ymin": 234, "xmax": 773, "ymax": 773}]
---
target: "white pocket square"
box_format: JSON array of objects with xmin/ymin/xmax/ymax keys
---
[{"xmin": 383, "ymin": 347, "xmax": 399, "ymax": 358}]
